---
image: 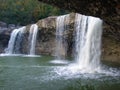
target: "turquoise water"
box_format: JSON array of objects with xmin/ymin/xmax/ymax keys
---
[{"xmin": 0, "ymin": 55, "xmax": 120, "ymax": 90}]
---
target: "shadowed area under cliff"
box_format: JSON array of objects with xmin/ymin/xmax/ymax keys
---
[
  {"xmin": 38, "ymin": 0, "xmax": 119, "ymax": 18},
  {"xmin": 38, "ymin": 0, "xmax": 120, "ymax": 41}
]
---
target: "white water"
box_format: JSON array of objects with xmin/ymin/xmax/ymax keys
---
[
  {"xmin": 74, "ymin": 13, "xmax": 103, "ymax": 72},
  {"xmin": 55, "ymin": 14, "xmax": 69, "ymax": 60},
  {"xmin": 5, "ymin": 27, "xmax": 26, "ymax": 54},
  {"xmin": 28, "ymin": 24, "xmax": 38, "ymax": 55}
]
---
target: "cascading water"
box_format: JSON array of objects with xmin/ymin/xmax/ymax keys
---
[
  {"xmin": 55, "ymin": 14, "xmax": 69, "ymax": 60},
  {"xmin": 28, "ymin": 24, "xmax": 38, "ymax": 55},
  {"xmin": 74, "ymin": 13, "xmax": 103, "ymax": 72},
  {"xmin": 5, "ymin": 27, "xmax": 26, "ymax": 54}
]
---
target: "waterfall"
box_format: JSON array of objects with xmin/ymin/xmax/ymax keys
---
[
  {"xmin": 74, "ymin": 13, "xmax": 103, "ymax": 71},
  {"xmin": 5, "ymin": 27, "xmax": 26, "ymax": 54},
  {"xmin": 28, "ymin": 24, "xmax": 38, "ymax": 55},
  {"xmin": 4, "ymin": 24, "xmax": 38, "ymax": 56},
  {"xmin": 55, "ymin": 14, "xmax": 69, "ymax": 60}
]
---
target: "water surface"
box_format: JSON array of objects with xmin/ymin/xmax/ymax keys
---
[{"xmin": 0, "ymin": 56, "xmax": 120, "ymax": 90}]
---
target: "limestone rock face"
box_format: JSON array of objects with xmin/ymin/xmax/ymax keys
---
[
  {"xmin": 102, "ymin": 37, "xmax": 120, "ymax": 64},
  {"xmin": 0, "ymin": 13, "xmax": 120, "ymax": 64},
  {"xmin": 36, "ymin": 13, "xmax": 120, "ymax": 64},
  {"xmin": 38, "ymin": 0, "xmax": 120, "ymax": 64},
  {"xmin": 34, "ymin": 14, "xmax": 74, "ymax": 56}
]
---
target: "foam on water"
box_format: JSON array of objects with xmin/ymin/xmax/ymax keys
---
[
  {"xmin": 50, "ymin": 59, "xmax": 70, "ymax": 64},
  {"xmin": 0, "ymin": 53, "xmax": 23, "ymax": 57},
  {"xmin": 22, "ymin": 55, "xmax": 41, "ymax": 57}
]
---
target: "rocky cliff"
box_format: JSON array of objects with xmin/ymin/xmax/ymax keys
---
[
  {"xmin": 0, "ymin": 13, "xmax": 120, "ymax": 64},
  {"xmin": 38, "ymin": 0, "xmax": 120, "ymax": 41},
  {"xmin": 38, "ymin": 0, "xmax": 120, "ymax": 64},
  {"xmin": 33, "ymin": 13, "xmax": 120, "ymax": 64}
]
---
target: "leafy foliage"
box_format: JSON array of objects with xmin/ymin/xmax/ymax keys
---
[{"xmin": 0, "ymin": 0, "xmax": 68, "ymax": 25}]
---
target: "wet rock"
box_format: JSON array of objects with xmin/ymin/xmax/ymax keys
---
[
  {"xmin": 0, "ymin": 21, "xmax": 7, "ymax": 27},
  {"xmin": 38, "ymin": 0, "xmax": 120, "ymax": 64},
  {"xmin": 35, "ymin": 13, "xmax": 120, "ymax": 64},
  {"xmin": 8, "ymin": 24, "xmax": 16, "ymax": 29},
  {"xmin": 0, "ymin": 12, "xmax": 120, "ymax": 64},
  {"xmin": 0, "ymin": 21, "xmax": 19, "ymax": 53}
]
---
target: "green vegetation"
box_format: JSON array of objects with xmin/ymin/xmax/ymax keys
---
[{"xmin": 0, "ymin": 0, "xmax": 68, "ymax": 25}]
